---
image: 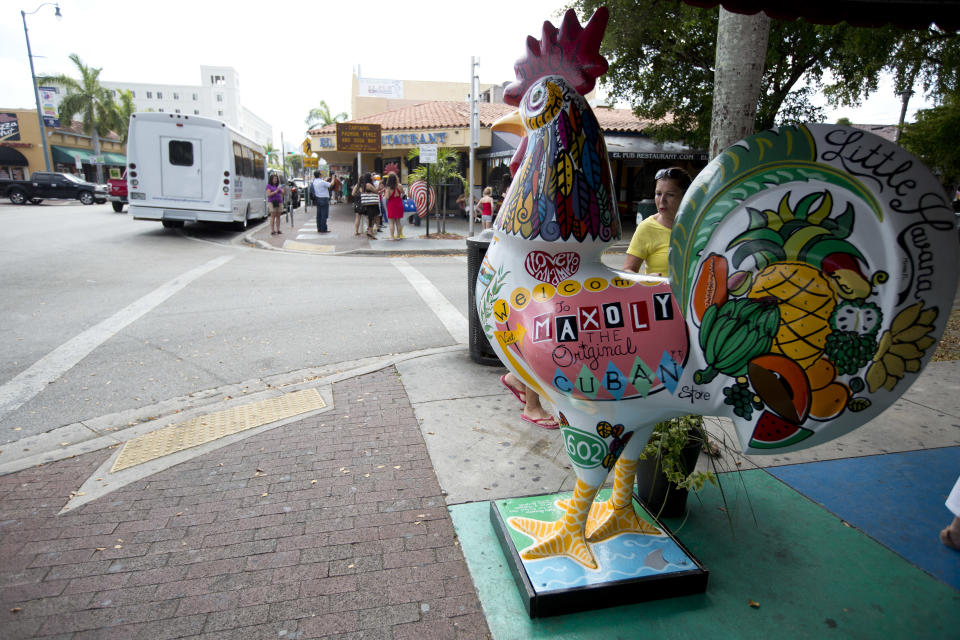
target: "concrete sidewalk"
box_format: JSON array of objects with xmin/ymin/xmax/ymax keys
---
[
  {"xmin": 243, "ymin": 201, "xmax": 635, "ymax": 256},
  {"xmin": 1, "ymin": 341, "xmax": 957, "ymax": 638}
]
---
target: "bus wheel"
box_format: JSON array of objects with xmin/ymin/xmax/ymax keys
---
[
  {"xmin": 232, "ymin": 214, "xmax": 248, "ymax": 232},
  {"xmin": 162, "ymin": 220, "xmax": 184, "ymax": 229}
]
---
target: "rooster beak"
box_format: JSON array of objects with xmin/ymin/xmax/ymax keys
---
[{"xmin": 491, "ymin": 110, "xmax": 526, "ymax": 137}]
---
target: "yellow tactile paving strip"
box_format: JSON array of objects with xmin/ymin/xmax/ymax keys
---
[
  {"xmin": 111, "ymin": 389, "xmax": 326, "ymax": 472},
  {"xmin": 283, "ymin": 241, "xmax": 335, "ymax": 253}
]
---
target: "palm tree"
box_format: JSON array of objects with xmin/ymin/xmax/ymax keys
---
[
  {"xmin": 113, "ymin": 89, "xmax": 136, "ymax": 145},
  {"xmin": 305, "ymin": 101, "xmax": 348, "ymax": 129},
  {"xmin": 263, "ymin": 142, "xmax": 280, "ymax": 169},
  {"xmin": 38, "ymin": 53, "xmax": 117, "ymax": 183}
]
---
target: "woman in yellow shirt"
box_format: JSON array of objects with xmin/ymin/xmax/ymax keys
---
[
  {"xmin": 622, "ymin": 167, "xmax": 720, "ymax": 456},
  {"xmin": 623, "ymin": 167, "xmax": 691, "ymax": 276}
]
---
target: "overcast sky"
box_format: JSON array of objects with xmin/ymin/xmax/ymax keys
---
[{"xmin": 2, "ymin": 0, "xmax": 933, "ymax": 150}]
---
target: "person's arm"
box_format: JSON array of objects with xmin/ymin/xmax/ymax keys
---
[{"xmin": 622, "ymin": 254, "xmax": 643, "ymax": 273}]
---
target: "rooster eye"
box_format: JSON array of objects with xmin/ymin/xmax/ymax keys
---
[
  {"xmin": 522, "ymin": 80, "xmax": 564, "ymax": 130},
  {"xmin": 527, "ymin": 84, "xmax": 546, "ymax": 111}
]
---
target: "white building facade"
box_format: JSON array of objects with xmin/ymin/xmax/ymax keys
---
[{"xmin": 102, "ymin": 66, "xmax": 272, "ymax": 147}]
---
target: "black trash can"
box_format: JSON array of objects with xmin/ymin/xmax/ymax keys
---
[{"xmin": 466, "ymin": 230, "xmax": 503, "ymax": 366}]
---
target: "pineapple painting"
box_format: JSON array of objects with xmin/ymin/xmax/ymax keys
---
[{"xmin": 727, "ymin": 190, "xmax": 882, "ymax": 371}]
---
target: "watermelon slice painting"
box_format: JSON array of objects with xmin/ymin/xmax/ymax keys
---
[{"xmin": 749, "ymin": 411, "xmax": 814, "ymax": 449}]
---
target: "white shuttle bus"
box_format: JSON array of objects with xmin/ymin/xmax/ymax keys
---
[{"xmin": 126, "ymin": 112, "xmax": 268, "ymax": 230}]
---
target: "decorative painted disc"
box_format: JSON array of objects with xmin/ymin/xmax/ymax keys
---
[{"xmin": 670, "ymin": 124, "xmax": 958, "ymax": 453}]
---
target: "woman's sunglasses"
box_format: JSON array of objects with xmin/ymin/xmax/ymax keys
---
[{"xmin": 655, "ymin": 168, "xmax": 685, "ymax": 181}]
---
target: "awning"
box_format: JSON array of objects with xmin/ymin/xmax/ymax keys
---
[
  {"xmin": 0, "ymin": 146, "xmax": 28, "ymax": 166},
  {"xmin": 50, "ymin": 146, "xmax": 125, "ymax": 166},
  {"xmin": 51, "ymin": 145, "xmax": 94, "ymax": 164},
  {"xmin": 478, "ymin": 131, "xmax": 522, "ymax": 160},
  {"xmin": 604, "ymin": 135, "xmax": 709, "ymax": 161}
]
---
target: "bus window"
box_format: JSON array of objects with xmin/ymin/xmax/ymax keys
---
[
  {"xmin": 253, "ymin": 152, "xmax": 264, "ymax": 178},
  {"xmin": 241, "ymin": 145, "xmax": 253, "ymax": 177},
  {"xmin": 169, "ymin": 140, "xmax": 194, "ymax": 166},
  {"xmin": 233, "ymin": 142, "xmax": 243, "ymax": 175}
]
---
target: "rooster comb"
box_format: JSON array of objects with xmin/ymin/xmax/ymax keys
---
[{"xmin": 504, "ymin": 7, "xmax": 609, "ymax": 107}]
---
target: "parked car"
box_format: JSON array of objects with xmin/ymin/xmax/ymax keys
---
[
  {"xmin": 107, "ymin": 171, "xmax": 128, "ymax": 212},
  {"xmin": 1, "ymin": 171, "xmax": 108, "ymax": 205}
]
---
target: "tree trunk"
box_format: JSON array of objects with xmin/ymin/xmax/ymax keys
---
[
  {"xmin": 92, "ymin": 129, "xmax": 104, "ymax": 184},
  {"xmin": 709, "ymin": 8, "xmax": 771, "ymax": 159}
]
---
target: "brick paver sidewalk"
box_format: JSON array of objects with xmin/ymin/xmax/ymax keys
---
[{"xmin": 0, "ymin": 368, "xmax": 490, "ymax": 639}]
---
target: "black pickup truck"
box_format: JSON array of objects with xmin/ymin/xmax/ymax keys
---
[{"xmin": 1, "ymin": 172, "xmax": 108, "ymax": 206}]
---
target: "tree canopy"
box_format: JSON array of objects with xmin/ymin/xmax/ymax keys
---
[
  {"xmin": 305, "ymin": 101, "xmax": 348, "ymax": 129},
  {"xmin": 112, "ymin": 89, "xmax": 136, "ymax": 145},
  {"xmin": 572, "ymin": 0, "xmax": 960, "ymax": 148},
  {"xmin": 38, "ymin": 53, "xmax": 116, "ymax": 181},
  {"xmin": 901, "ymin": 95, "xmax": 960, "ymax": 191}
]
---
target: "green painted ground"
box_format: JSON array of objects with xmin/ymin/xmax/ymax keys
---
[{"xmin": 450, "ymin": 469, "xmax": 960, "ymax": 639}]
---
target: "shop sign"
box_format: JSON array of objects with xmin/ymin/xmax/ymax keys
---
[
  {"xmin": 358, "ymin": 78, "xmax": 403, "ymax": 99},
  {"xmin": 336, "ymin": 123, "xmax": 382, "ymax": 152},
  {"xmin": 0, "ymin": 113, "xmax": 20, "ymax": 142},
  {"xmin": 419, "ymin": 144, "xmax": 437, "ymax": 163},
  {"xmin": 610, "ymin": 151, "xmax": 709, "ymax": 161},
  {"xmin": 382, "ymin": 132, "xmax": 448, "ymax": 147}
]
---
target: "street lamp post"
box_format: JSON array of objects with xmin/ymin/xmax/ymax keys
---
[{"xmin": 21, "ymin": 2, "xmax": 61, "ymax": 173}]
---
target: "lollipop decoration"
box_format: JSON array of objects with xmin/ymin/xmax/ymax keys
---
[{"xmin": 409, "ymin": 180, "xmax": 436, "ymax": 218}]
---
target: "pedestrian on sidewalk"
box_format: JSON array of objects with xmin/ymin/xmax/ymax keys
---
[
  {"xmin": 311, "ymin": 170, "xmax": 333, "ymax": 233},
  {"xmin": 500, "ymin": 371, "xmax": 559, "ymax": 429},
  {"xmin": 476, "ymin": 186, "xmax": 495, "ymax": 230},
  {"xmin": 941, "ymin": 475, "xmax": 960, "ymax": 551},
  {"xmin": 266, "ymin": 173, "xmax": 284, "ymax": 236},
  {"xmin": 353, "ymin": 173, "xmax": 380, "ymax": 239},
  {"xmin": 622, "ymin": 166, "xmax": 720, "ymax": 457},
  {"xmin": 384, "ymin": 171, "xmax": 405, "ymax": 240},
  {"xmin": 330, "ymin": 174, "xmax": 342, "ymax": 204}
]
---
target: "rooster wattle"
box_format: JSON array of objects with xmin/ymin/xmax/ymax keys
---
[{"xmin": 475, "ymin": 6, "xmax": 958, "ymax": 571}]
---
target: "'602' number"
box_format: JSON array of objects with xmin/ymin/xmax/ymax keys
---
[{"xmin": 563, "ymin": 429, "xmax": 606, "ymax": 469}]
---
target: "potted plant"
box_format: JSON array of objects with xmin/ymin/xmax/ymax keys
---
[{"xmin": 635, "ymin": 415, "xmax": 718, "ymax": 518}]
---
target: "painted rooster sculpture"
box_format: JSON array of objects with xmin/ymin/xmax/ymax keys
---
[{"xmin": 475, "ymin": 6, "xmax": 958, "ymax": 570}]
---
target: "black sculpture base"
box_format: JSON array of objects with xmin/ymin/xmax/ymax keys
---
[{"xmin": 490, "ymin": 490, "xmax": 708, "ymax": 618}]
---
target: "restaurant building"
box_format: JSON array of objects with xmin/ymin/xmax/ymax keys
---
[
  {"xmin": 308, "ymin": 96, "xmax": 708, "ymax": 219},
  {"xmin": 0, "ymin": 109, "xmax": 126, "ymax": 182}
]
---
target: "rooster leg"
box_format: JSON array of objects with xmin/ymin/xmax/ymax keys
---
[
  {"xmin": 508, "ymin": 478, "xmax": 601, "ymax": 569},
  {"xmin": 585, "ymin": 456, "xmax": 661, "ymax": 542}
]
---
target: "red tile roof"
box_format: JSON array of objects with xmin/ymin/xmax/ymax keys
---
[{"xmin": 309, "ymin": 102, "xmax": 653, "ymax": 135}]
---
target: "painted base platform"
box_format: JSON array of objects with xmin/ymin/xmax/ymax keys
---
[{"xmin": 490, "ymin": 489, "xmax": 708, "ymax": 618}]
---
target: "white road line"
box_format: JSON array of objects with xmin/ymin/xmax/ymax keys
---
[
  {"xmin": 391, "ymin": 258, "xmax": 468, "ymax": 344},
  {"xmin": 0, "ymin": 255, "xmax": 235, "ymax": 421}
]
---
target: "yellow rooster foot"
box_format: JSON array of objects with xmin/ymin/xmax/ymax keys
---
[
  {"xmin": 507, "ymin": 516, "xmax": 597, "ymax": 569},
  {"xmin": 583, "ymin": 500, "xmax": 661, "ymax": 543}
]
